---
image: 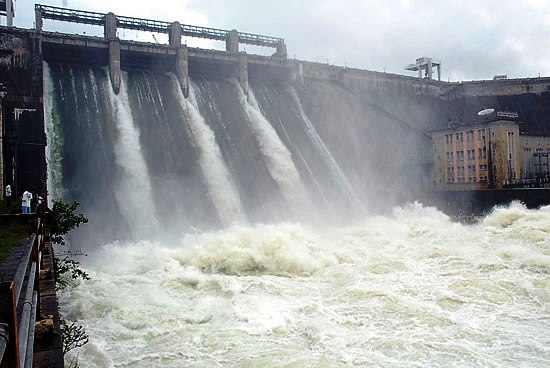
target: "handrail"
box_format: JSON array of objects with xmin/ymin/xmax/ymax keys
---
[
  {"xmin": 17, "ymin": 262, "xmax": 36, "ymax": 367},
  {"xmin": 12, "ymin": 235, "xmax": 35, "ymax": 303},
  {"xmin": 24, "ymin": 292, "xmax": 38, "ymax": 368},
  {"xmin": 0, "ymin": 217, "xmax": 43, "ymax": 367},
  {"xmin": 35, "ymin": 3, "xmax": 285, "ymax": 48}
]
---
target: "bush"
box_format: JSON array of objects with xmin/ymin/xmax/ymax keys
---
[
  {"xmin": 50, "ymin": 200, "xmax": 88, "ymax": 246},
  {"xmin": 48, "ymin": 199, "xmax": 90, "ymax": 360}
]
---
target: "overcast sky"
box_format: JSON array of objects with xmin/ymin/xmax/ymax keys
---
[{"xmin": 10, "ymin": 0, "xmax": 550, "ymax": 81}]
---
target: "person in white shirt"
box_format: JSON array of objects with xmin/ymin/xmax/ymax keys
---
[
  {"xmin": 21, "ymin": 190, "xmax": 32, "ymax": 214},
  {"xmin": 5, "ymin": 184, "xmax": 12, "ymax": 206}
]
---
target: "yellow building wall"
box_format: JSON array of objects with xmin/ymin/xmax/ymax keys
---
[{"xmin": 488, "ymin": 122, "xmax": 521, "ymax": 188}]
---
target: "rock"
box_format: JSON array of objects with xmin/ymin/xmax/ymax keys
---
[{"xmin": 34, "ymin": 318, "xmax": 54, "ymax": 340}]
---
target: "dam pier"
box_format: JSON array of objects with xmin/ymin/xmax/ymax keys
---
[{"xmin": 34, "ymin": 4, "xmax": 288, "ymax": 97}]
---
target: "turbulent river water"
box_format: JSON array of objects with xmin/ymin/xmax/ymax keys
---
[
  {"xmin": 43, "ymin": 61, "xmax": 549, "ymax": 367},
  {"xmin": 60, "ymin": 202, "xmax": 550, "ymax": 367}
]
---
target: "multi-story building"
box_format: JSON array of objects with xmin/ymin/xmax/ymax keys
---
[
  {"xmin": 521, "ymin": 135, "xmax": 550, "ymax": 182},
  {"xmin": 430, "ymin": 114, "xmax": 550, "ymax": 190}
]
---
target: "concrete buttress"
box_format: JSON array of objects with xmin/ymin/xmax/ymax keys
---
[
  {"xmin": 169, "ymin": 22, "xmax": 188, "ymax": 98},
  {"xmin": 238, "ymin": 53, "xmax": 249, "ymax": 97},
  {"xmin": 105, "ymin": 12, "xmax": 121, "ymax": 94},
  {"xmin": 176, "ymin": 46, "xmax": 189, "ymax": 98}
]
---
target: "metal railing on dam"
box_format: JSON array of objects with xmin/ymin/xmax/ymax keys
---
[
  {"xmin": 0, "ymin": 217, "xmax": 44, "ymax": 367},
  {"xmin": 34, "ymin": 4, "xmax": 285, "ymax": 49}
]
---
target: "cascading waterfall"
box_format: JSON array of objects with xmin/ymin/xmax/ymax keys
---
[
  {"xmin": 289, "ymin": 87, "xmax": 366, "ymax": 214},
  {"xmin": 237, "ymin": 84, "xmax": 312, "ymax": 215},
  {"xmin": 171, "ymin": 76, "xmax": 246, "ymax": 226},
  {"xmin": 106, "ymin": 71, "xmax": 159, "ymax": 238},
  {"xmin": 43, "ymin": 62, "xmax": 65, "ymax": 200}
]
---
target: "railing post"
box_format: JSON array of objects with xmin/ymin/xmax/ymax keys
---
[{"xmin": 33, "ymin": 220, "xmax": 41, "ymax": 316}]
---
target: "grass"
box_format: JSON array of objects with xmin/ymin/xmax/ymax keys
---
[
  {"xmin": 0, "ymin": 200, "xmax": 29, "ymax": 264},
  {"xmin": 0, "ymin": 199, "xmax": 19, "ymax": 215},
  {"xmin": 0, "ymin": 220, "xmax": 28, "ymax": 263}
]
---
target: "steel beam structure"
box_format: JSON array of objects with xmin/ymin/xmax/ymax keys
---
[{"xmin": 35, "ymin": 4, "xmax": 284, "ymax": 49}]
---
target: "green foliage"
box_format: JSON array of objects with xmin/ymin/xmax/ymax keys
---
[
  {"xmin": 51, "ymin": 200, "xmax": 88, "ymax": 245},
  {"xmin": 48, "ymin": 199, "xmax": 90, "ymax": 357},
  {"xmin": 60, "ymin": 319, "xmax": 89, "ymax": 354},
  {"xmin": 0, "ymin": 219, "xmax": 28, "ymax": 263},
  {"xmin": 53, "ymin": 251, "xmax": 90, "ymax": 290},
  {"xmin": 0, "ymin": 199, "xmax": 20, "ymax": 215}
]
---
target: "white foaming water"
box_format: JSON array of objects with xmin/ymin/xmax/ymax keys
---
[
  {"xmin": 43, "ymin": 62, "xmax": 65, "ymax": 200},
  {"xmin": 106, "ymin": 72, "xmax": 159, "ymax": 238},
  {"xmin": 172, "ymin": 76, "xmax": 245, "ymax": 226},
  {"xmin": 289, "ymin": 87, "xmax": 366, "ymax": 215},
  {"xmin": 61, "ymin": 202, "xmax": 550, "ymax": 367},
  {"xmin": 237, "ymin": 84, "xmax": 311, "ymax": 213}
]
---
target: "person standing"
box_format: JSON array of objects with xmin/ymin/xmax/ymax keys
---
[
  {"xmin": 31, "ymin": 192, "xmax": 38, "ymax": 212},
  {"xmin": 5, "ymin": 184, "xmax": 12, "ymax": 206},
  {"xmin": 21, "ymin": 190, "xmax": 32, "ymax": 214}
]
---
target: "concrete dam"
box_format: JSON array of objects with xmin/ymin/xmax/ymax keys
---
[
  {"xmin": 3, "ymin": 5, "xmax": 550, "ymax": 244},
  {"xmin": 2, "ymin": 5, "xmax": 550, "ymax": 367}
]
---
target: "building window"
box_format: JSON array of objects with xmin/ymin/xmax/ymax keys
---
[
  {"xmin": 478, "ymin": 146, "xmax": 487, "ymax": 159},
  {"xmin": 477, "ymin": 129, "xmax": 486, "ymax": 140}
]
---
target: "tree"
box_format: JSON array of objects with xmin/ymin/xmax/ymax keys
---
[
  {"xmin": 48, "ymin": 199, "xmax": 90, "ymax": 359},
  {"xmin": 50, "ymin": 199, "xmax": 88, "ymax": 245}
]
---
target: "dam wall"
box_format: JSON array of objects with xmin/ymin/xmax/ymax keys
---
[
  {"xmin": 0, "ymin": 18, "xmax": 549, "ymax": 243},
  {"xmin": 0, "ymin": 28, "xmax": 46, "ymax": 203}
]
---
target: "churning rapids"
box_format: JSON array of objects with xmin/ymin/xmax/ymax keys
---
[
  {"xmin": 59, "ymin": 203, "xmax": 550, "ymax": 367},
  {"xmin": 43, "ymin": 62, "xmax": 549, "ymax": 367}
]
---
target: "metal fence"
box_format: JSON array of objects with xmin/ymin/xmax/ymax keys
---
[{"xmin": 0, "ymin": 217, "xmax": 44, "ymax": 367}]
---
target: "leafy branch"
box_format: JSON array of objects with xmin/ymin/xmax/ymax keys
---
[
  {"xmin": 53, "ymin": 250, "xmax": 90, "ymax": 290},
  {"xmin": 47, "ymin": 199, "xmax": 91, "ymax": 359},
  {"xmin": 60, "ymin": 319, "xmax": 89, "ymax": 354},
  {"xmin": 50, "ymin": 200, "xmax": 88, "ymax": 246}
]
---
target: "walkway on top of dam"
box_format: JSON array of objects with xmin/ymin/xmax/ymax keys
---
[{"xmin": 34, "ymin": 3, "xmax": 287, "ymax": 54}]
